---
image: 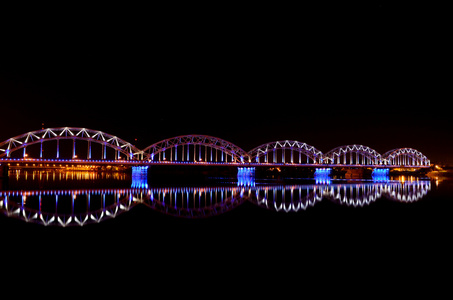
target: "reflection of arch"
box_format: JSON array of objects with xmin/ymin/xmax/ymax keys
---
[
  {"xmin": 0, "ymin": 127, "xmax": 142, "ymax": 160},
  {"xmin": 382, "ymin": 148, "xmax": 430, "ymax": 166},
  {"xmin": 253, "ymin": 185, "xmax": 325, "ymax": 212},
  {"xmin": 143, "ymin": 186, "xmax": 247, "ymax": 218},
  {"xmin": 0, "ymin": 189, "xmax": 139, "ymax": 226},
  {"xmin": 249, "ymin": 181, "xmax": 431, "ymax": 212},
  {"xmin": 321, "ymin": 184, "xmax": 384, "ymax": 206},
  {"xmin": 248, "ymin": 140, "xmax": 323, "ymax": 164},
  {"xmin": 0, "ymin": 187, "xmax": 250, "ymax": 226},
  {"xmin": 1, "ymin": 181, "xmax": 432, "ymax": 226},
  {"xmin": 384, "ymin": 181, "xmax": 431, "ymax": 202},
  {"xmin": 324, "ymin": 145, "xmax": 382, "ymax": 165},
  {"xmin": 142, "ymin": 135, "xmax": 249, "ymax": 163}
]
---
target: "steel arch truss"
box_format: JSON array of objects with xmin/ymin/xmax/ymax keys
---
[
  {"xmin": 323, "ymin": 145, "xmax": 382, "ymax": 165},
  {"xmin": 382, "ymin": 148, "xmax": 430, "ymax": 167},
  {"xmin": 248, "ymin": 140, "xmax": 323, "ymax": 164},
  {"xmin": 0, "ymin": 127, "xmax": 142, "ymax": 160},
  {"xmin": 142, "ymin": 135, "xmax": 249, "ymax": 163}
]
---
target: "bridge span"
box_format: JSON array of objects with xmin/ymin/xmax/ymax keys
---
[
  {"xmin": 0, "ymin": 127, "xmax": 431, "ymax": 169},
  {"xmin": 0, "ymin": 157, "xmax": 431, "ymax": 169}
]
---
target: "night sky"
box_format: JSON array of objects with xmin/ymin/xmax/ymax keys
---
[{"xmin": 1, "ymin": 3, "xmax": 451, "ymax": 163}]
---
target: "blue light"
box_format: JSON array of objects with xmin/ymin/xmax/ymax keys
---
[
  {"xmin": 131, "ymin": 166, "xmax": 149, "ymax": 188},
  {"xmin": 237, "ymin": 167, "xmax": 255, "ymax": 187},
  {"xmin": 372, "ymin": 168, "xmax": 389, "ymax": 182},
  {"xmin": 314, "ymin": 168, "xmax": 331, "ymax": 184}
]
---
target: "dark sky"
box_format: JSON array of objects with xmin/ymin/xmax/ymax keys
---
[{"xmin": 1, "ymin": 3, "xmax": 451, "ymax": 163}]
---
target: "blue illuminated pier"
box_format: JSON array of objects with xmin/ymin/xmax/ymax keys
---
[
  {"xmin": 314, "ymin": 168, "xmax": 332, "ymax": 184},
  {"xmin": 131, "ymin": 166, "xmax": 149, "ymax": 188},
  {"xmin": 372, "ymin": 168, "xmax": 390, "ymax": 182}
]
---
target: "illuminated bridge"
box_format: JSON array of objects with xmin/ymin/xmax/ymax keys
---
[{"xmin": 0, "ymin": 127, "xmax": 431, "ymax": 169}]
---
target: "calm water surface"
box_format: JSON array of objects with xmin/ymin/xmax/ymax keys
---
[
  {"xmin": 0, "ymin": 169, "xmax": 438, "ymax": 223},
  {"xmin": 1, "ymin": 169, "xmax": 452, "ymax": 269}
]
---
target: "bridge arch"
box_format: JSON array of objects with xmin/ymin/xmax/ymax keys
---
[
  {"xmin": 247, "ymin": 140, "xmax": 323, "ymax": 164},
  {"xmin": 142, "ymin": 135, "xmax": 249, "ymax": 163},
  {"xmin": 323, "ymin": 145, "xmax": 382, "ymax": 165},
  {"xmin": 0, "ymin": 127, "xmax": 142, "ymax": 160},
  {"xmin": 382, "ymin": 148, "xmax": 430, "ymax": 167}
]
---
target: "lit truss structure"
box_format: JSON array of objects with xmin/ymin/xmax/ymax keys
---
[
  {"xmin": 382, "ymin": 148, "xmax": 430, "ymax": 167},
  {"xmin": 0, "ymin": 127, "xmax": 431, "ymax": 167},
  {"xmin": 141, "ymin": 134, "xmax": 249, "ymax": 163},
  {"xmin": 247, "ymin": 140, "xmax": 323, "ymax": 164},
  {"xmin": 323, "ymin": 144, "xmax": 383, "ymax": 165},
  {"xmin": 0, "ymin": 127, "xmax": 142, "ymax": 160}
]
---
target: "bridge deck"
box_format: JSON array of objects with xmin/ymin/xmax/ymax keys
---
[{"xmin": 0, "ymin": 158, "xmax": 431, "ymax": 168}]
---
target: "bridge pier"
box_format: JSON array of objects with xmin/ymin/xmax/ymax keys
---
[
  {"xmin": 132, "ymin": 166, "xmax": 149, "ymax": 188},
  {"xmin": 237, "ymin": 167, "xmax": 255, "ymax": 186},
  {"xmin": 315, "ymin": 168, "xmax": 331, "ymax": 184},
  {"xmin": 372, "ymin": 168, "xmax": 389, "ymax": 181}
]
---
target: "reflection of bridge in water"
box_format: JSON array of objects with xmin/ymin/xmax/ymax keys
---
[
  {"xmin": 0, "ymin": 127, "xmax": 431, "ymax": 170},
  {"xmin": 254, "ymin": 180, "xmax": 431, "ymax": 212},
  {"xmin": 0, "ymin": 180, "xmax": 431, "ymax": 226}
]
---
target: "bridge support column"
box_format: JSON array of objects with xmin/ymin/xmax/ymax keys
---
[
  {"xmin": 72, "ymin": 138, "xmax": 76, "ymax": 159},
  {"xmin": 56, "ymin": 139, "xmax": 60, "ymax": 159},
  {"xmin": 181, "ymin": 145, "xmax": 184, "ymax": 161},
  {"xmin": 187, "ymin": 144, "xmax": 190, "ymax": 162}
]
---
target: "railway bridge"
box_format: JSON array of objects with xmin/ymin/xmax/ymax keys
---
[{"xmin": 0, "ymin": 127, "xmax": 431, "ymax": 170}]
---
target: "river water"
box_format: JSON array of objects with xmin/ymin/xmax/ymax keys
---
[{"xmin": 1, "ymin": 169, "xmax": 451, "ymax": 285}]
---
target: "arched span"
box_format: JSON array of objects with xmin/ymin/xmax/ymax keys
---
[
  {"xmin": 0, "ymin": 127, "xmax": 142, "ymax": 160},
  {"xmin": 323, "ymin": 144, "xmax": 382, "ymax": 165},
  {"xmin": 382, "ymin": 148, "xmax": 430, "ymax": 167},
  {"xmin": 247, "ymin": 140, "xmax": 323, "ymax": 164},
  {"xmin": 142, "ymin": 135, "xmax": 249, "ymax": 163}
]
